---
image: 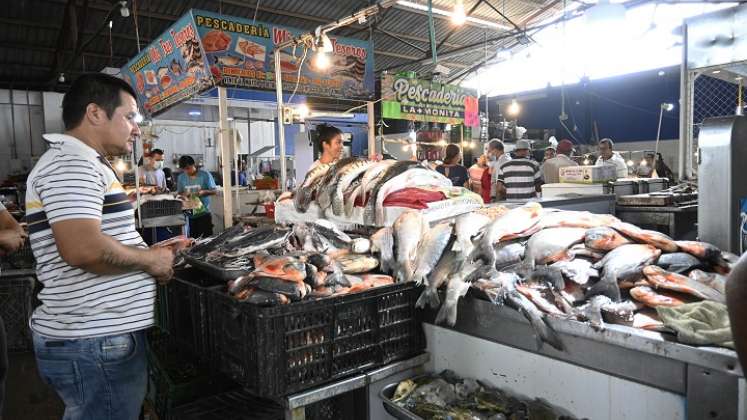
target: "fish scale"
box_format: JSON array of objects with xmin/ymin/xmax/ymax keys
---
[
  {"xmin": 364, "ymin": 161, "xmax": 421, "ymax": 224},
  {"xmin": 294, "ymin": 163, "xmax": 331, "ymax": 213},
  {"xmin": 316, "ymin": 157, "xmax": 361, "ymax": 210},
  {"xmin": 333, "ymin": 159, "xmax": 377, "ymax": 216}
]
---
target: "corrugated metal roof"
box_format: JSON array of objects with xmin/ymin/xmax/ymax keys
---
[{"xmin": 0, "ymin": 0, "xmax": 566, "ymax": 90}]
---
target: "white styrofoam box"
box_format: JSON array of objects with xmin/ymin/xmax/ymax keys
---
[
  {"xmin": 541, "ymin": 183, "xmax": 610, "ymax": 198},
  {"xmin": 559, "ymin": 165, "xmax": 617, "ymax": 184}
]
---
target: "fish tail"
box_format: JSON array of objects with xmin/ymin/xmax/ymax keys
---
[
  {"xmin": 586, "ymin": 273, "xmax": 621, "ymax": 301},
  {"xmin": 508, "ymin": 292, "xmax": 564, "ymax": 351},
  {"xmin": 435, "ymin": 298, "xmax": 459, "ymax": 326},
  {"xmin": 415, "ymin": 288, "xmax": 441, "ymax": 309}
]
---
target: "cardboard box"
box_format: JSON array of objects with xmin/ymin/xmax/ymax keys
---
[
  {"xmin": 541, "ymin": 183, "xmax": 610, "ymax": 197},
  {"xmin": 559, "ymin": 165, "xmax": 617, "ymax": 184}
]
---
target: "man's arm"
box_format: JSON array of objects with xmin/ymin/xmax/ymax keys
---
[
  {"xmin": 199, "ymin": 171, "xmax": 218, "ymax": 197},
  {"xmin": 0, "ymin": 208, "xmax": 23, "ymax": 235},
  {"xmin": 727, "ymin": 257, "xmax": 747, "ymax": 369},
  {"xmin": 51, "ymin": 219, "xmax": 174, "ymax": 282}
]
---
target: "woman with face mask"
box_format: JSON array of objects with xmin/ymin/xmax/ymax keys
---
[{"xmin": 140, "ymin": 148, "xmax": 168, "ymax": 192}]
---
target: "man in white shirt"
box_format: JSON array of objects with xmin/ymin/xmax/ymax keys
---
[
  {"xmin": 484, "ymin": 139, "xmax": 511, "ymax": 201},
  {"xmin": 595, "ymin": 138, "xmax": 628, "ymax": 178}
]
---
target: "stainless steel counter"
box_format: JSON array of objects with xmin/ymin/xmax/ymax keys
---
[
  {"xmin": 497, "ymin": 194, "xmax": 616, "ymax": 214},
  {"xmin": 419, "ymin": 295, "xmax": 742, "ymax": 420}
]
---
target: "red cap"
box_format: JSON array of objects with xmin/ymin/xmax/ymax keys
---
[{"xmin": 557, "ymin": 139, "xmax": 574, "ymax": 155}]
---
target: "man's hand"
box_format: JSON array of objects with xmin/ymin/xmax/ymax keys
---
[
  {"xmin": 0, "ymin": 230, "xmax": 25, "ymax": 253},
  {"xmin": 145, "ymin": 247, "xmax": 175, "ymax": 285},
  {"xmin": 198, "ymin": 189, "xmax": 215, "ymax": 197}
]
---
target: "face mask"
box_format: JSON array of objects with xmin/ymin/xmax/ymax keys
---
[
  {"xmin": 488, "ymin": 154, "xmax": 497, "ymax": 162},
  {"xmin": 154, "ymin": 161, "xmax": 163, "ymax": 170}
]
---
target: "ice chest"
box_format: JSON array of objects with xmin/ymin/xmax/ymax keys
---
[
  {"xmin": 541, "ymin": 183, "xmax": 611, "ymax": 197},
  {"xmin": 559, "ymin": 165, "xmax": 617, "ymax": 184}
]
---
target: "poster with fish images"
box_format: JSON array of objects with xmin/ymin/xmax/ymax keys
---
[
  {"xmin": 381, "ymin": 74, "xmax": 479, "ymax": 127},
  {"xmin": 192, "ymin": 10, "xmax": 375, "ymax": 101},
  {"xmin": 121, "ymin": 11, "xmax": 214, "ymax": 117}
]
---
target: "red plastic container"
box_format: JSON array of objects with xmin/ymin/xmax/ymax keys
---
[{"xmin": 263, "ymin": 202, "xmax": 275, "ymax": 219}]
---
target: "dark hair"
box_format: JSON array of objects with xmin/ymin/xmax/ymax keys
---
[
  {"xmin": 487, "ymin": 139, "xmax": 504, "ymax": 152},
  {"xmin": 178, "ymin": 155, "xmax": 195, "ymax": 169},
  {"xmin": 599, "ymin": 138, "xmax": 614, "ymax": 148},
  {"xmin": 62, "ymin": 73, "xmax": 138, "ymax": 130},
  {"xmin": 444, "ymin": 144, "xmax": 461, "ymax": 163},
  {"xmin": 151, "ymin": 148, "xmax": 164, "ymax": 156},
  {"xmin": 317, "ymin": 124, "xmax": 342, "ymax": 147}
]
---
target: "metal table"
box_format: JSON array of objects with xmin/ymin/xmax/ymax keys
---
[
  {"xmin": 420, "ymin": 296, "xmax": 742, "ymax": 420},
  {"xmin": 282, "ymin": 353, "xmax": 429, "ymax": 420},
  {"xmin": 499, "ymin": 194, "xmax": 616, "ymax": 214},
  {"xmin": 615, "ymin": 204, "xmax": 697, "ymax": 240}
]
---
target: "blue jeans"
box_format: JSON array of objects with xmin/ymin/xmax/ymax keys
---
[{"xmin": 32, "ymin": 330, "xmax": 147, "ymax": 420}]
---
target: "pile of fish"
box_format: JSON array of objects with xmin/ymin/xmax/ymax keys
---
[
  {"xmin": 184, "ymin": 221, "xmax": 394, "ymax": 305},
  {"xmin": 390, "ymin": 371, "xmax": 578, "ymax": 420},
  {"xmin": 370, "ymin": 203, "xmax": 734, "ymax": 351},
  {"xmin": 293, "ymin": 158, "xmax": 452, "ymax": 225}
]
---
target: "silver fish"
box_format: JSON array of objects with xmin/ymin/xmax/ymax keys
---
[
  {"xmin": 371, "ymin": 227, "xmax": 394, "ymax": 273},
  {"xmin": 393, "ymin": 210, "xmax": 428, "ymax": 282},
  {"xmin": 353, "ymin": 160, "xmax": 396, "ymax": 214},
  {"xmin": 374, "ymin": 168, "xmax": 450, "ymax": 225},
  {"xmin": 315, "ymin": 157, "xmax": 361, "ymax": 210},
  {"xmin": 312, "ymin": 219, "xmax": 351, "ymax": 249},
  {"xmin": 435, "ymin": 260, "xmax": 484, "ymax": 326},
  {"xmin": 588, "ymin": 244, "xmax": 661, "ymax": 301},
  {"xmin": 333, "ymin": 159, "xmax": 376, "ymax": 216},
  {"xmin": 294, "ymin": 163, "xmax": 331, "ymax": 213},
  {"xmin": 525, "ymin": 227, "xmax": 587, "ymax": 266},
  {"xmin": 364, "ymin": 161, "xmax": 421, "ymax": 224},
  {"xmin": 656, "ymin": 252, "xmax": 702, "ymax": 274},
  {"xmin": 474, "ymin": 202, "xmax": 543, "ymax": 266},
  {"xmin": 505, "ymin": 289, "xmax": 564, "ymax": 351},
  {"xmin": 416, "ymin": 247, "xmax": 458, "ymax": 309},
  {"xmin": 551, "ymin": 259, "xmax": 597, "ymax": 285},
  {"xmin": 412, "ymin": 223, "xmax": 453, "ymax": 286},
  {"xmin": 493, "ymin": 241, "xmax": 526, "ymax": 269},
  {"xmin": 335, "ymin": 254, "xmax": 379, "ymax": 274},
  {"xmin": 453, "ymin": 212, "xmax": 492, "ymax": 259}
]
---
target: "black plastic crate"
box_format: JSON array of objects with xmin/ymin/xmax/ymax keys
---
[
  {"xmin": 207, "ymin": 282, "xmax": 424, "ymax": 398},
  {"xmin": 2, "ymin": 240, "xmax": 35, "ymax": 270},
  {"xmin": 0, "ymin": 276, "xmax": 34, "ymax": 352},
  {"xmin": 166, "ymin": 270, "xmax": 224, "ymax": 362},
  {"xmin": 146, "ymin": 328, "xmax": 237, "ymax": 420},
  {"xmin": 140, "ymin": 200, "xmax": 183, "ymax": 219}
]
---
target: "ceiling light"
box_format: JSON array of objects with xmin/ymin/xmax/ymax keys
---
[
  {"xmin": 626, "ymin": 159, "xmax": 635, "ymax": 167},
  {"xmin": 451, "ymin": 0, "xmax": 466, "ymax": 26},
  {"xmin": 712, "ymin": 70, "xmax": 721, "ymax": 74},
  {"xmin": 736, "ymin": 77, "xmax": 743, "ymax": 81},
  {"xmin": 297, "ymin": 104, "xmax": 310, "ymax": 120},
  {"xmin": 108, "ymin": 20, "xmax": 113, "ymax": 29},
  {"xmin": 658, "ymin": 70, "xmax": 665, "ymax": 76},
  {"xmin": 119, "ymin": 1, "xmax": 130, "ymax": 18},
  {"xmin": 507, "ymin": 99, "xmax": 520, "ymax": 117},
  {"xmin": 58, "ymin": 73, "xmax": 65, "ymax": 83},
  {"xmin": 312, "ymin": 52, "xmax": 331, "ymax": 70},
  {"xmin": 661, "ymin": 103, "xmax": 674, "ymax": 112},
  {"xmin": 396, "ymin": 0, "xmax": 511, "ymax": 30},
  {"xmin": 188, "ymin": 110, "xmax": 202, "ymax": 116}
]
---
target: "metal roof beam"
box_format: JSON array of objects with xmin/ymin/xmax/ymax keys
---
[{"xmin": 0, "ymin": 42, "xmax": 131, "ymax": 61}]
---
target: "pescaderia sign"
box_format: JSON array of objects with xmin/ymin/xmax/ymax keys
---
[{"xmin": 381, "ymin": 74, "xmax": 479, "ymax": 127}]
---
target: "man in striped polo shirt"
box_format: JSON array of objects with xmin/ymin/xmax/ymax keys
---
[
  {"xmin": 496, "ymin": 139, "xmax": 543, "ymax": 200},
  {"xmin": 25, "ymin": 73, "xmax": 174, "ymax": 420}
]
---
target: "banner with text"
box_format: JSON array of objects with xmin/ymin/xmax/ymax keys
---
[{"xmin": 381, "ymin": 74, "xmax": 479, "ymax": 127}]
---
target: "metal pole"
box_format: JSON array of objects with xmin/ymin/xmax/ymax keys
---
[
  {"xmin": 427, "ymin": 0, "xmax": 438, "ymax": 65},
  {"xmin": 275, "ymin": 48, "xmax": 288, "ymax": 193},
  {"xmin": 218, "ymin": 86, "xmax": 234, "ymax": 229},
  {"xmin": 678, "ymin": 24, "xmax": 689, "ymax": 181},
  {"xmin": 655, "ymin": 106, "xmax": 664, "ymax": 157},
  {"xmin": 134, "ymin": 135, "xmax": 142, "ymax": 229},
  {"xmin": 367, "ymin": 101, "xmax": 376, "ymax": 158}
]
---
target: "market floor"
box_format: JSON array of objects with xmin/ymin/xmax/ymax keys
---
[{"xmin": 3, "ymin": 352, "xmax": 64, "ymax": 420}]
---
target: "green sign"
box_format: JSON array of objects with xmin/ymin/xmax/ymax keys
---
[{"xmin": 381, "ymin": 74, "xmax": 479, "ymax": 127}]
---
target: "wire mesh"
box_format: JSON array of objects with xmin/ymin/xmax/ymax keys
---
[{"xmin": 692, "ymin": 73, "xmax": 746, "ymax": 138}]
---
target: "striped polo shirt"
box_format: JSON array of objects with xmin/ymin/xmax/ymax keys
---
[
  {"xmin": 497, "ymin": 157, "xmax": 543, "ymax": 200},
  {"xmin": 26, "ymin": 134, "xmax": 155, "ymax": 339}
]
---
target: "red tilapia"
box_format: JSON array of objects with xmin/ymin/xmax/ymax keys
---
[
  {"xmin": 675, "ymin": 240, "xmax": 721, "ymax": 261},
  {"xmin": 584, "ymin": 227, "xmax": 632, "ymax": 251},
  {"xmin": 642, "ymin": 265, "xmax": 725, "ymax": 303},
  {"xmin": 630, "ymin": 286, "xmax": 688, "ymax": 308},
  {"xmin": 688, "ymin": 269, "xmax": 727, "ymax": 295},
  {"xmin": 537, "ymin": 210, "xmax": 620, "ymax": 230},
  {"xmin": 612, "ymin": 222, "xmax": 678, "ymax": 252},
  {"xmin": 253, "ymin": 256, "xmax": 307, "ymax": 282}
]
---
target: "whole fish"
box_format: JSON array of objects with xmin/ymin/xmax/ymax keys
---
[
  {"xmin": 675, "ymin": 240, "xmax": 722, "ymax": 262},
  {"xmin": 335, "ymin": 254, "xmax": 379, "ymax": 274},
  {"xmin": 294, "ymin": 163, "xmax": 331, "ymax": 213},
  {"xmin": 235, "ymin": 288, "xmax": 290, "ymax": 306},
  {"xmin": 412, "ymin": 222, "xmax": 453, "ymax": 286},
  {"xmin": 228, "ymin": 275, "xmax": 254, "ymax": 295},
  {"xmin": 525, "ymin": 227, "xmax": 587, "ymax": 265},
  {"xmin": 584, "ymin": 227, "xmax": 632, "ymax": 251},
  {"xmin": 612, "ymin": 222, "xmax": 678, "ymax": 252},
  {"xmin": 576, "ymin": 295, "xmax": 612, "ymax": 330},
  {"xmin": 435, "ymin": 260, "xmax": 484, "ymax": 326},
  {"xmin": 217, "ymin": 226, "xmax": 293, "ymax": 258},
  {"xmin": 588, "ymin": 244, "xmax": 661, "ymax": 301},
  {"xmin": 249, "ymin": 276, "xmax": 310, "ymax": 301},
  {"xmin": 471, "ymin": 271, "xmax": 522, "ymax": 305},
  {"xmin": 633, "ymin": 310, "xmax": 667, "ymax": 331},
  {"xmin": 370, "ymin": 227, "xmax": 394, "ymax": 273},
  {"xmin": 355, "ymin": 160, "xmax": 396, "ymax": 209},
  {"xmin": 188, "ymin": 224, "xmax": 246, "ymax": 257},
  {"xmin": 505, "ymin": 289, "xmax": 565, "ymax": 351},
  {"xmin": 393, "ymin": 210, "xmax": 429, "ymax": 282},
  {"xmin": 341, "ymin": 176, "xmax": 364, "ymax": 216},
  {"xmin": 688, "ymin": 269, "xmax": 727, "ymax": 294},
  {"xmin": 374, "ymin": 168, "xmax": 450, "ymax": 225},
  {"xmin": 452, "ymin": 211, "xmax": 492, "ymax": 258},
  {"xmin": 315, "ymin": 157, "xmax": 361, "ymax": 210},
  {"xmin": 630, "ymin": 285, "xmax": 687, "ymax": 308},
  {"xmin": 642, "ymin": 265, "xmax": 725, "ymax": 303},
  {"xmin": 537, "ymin": 210, "xmax": 620, "ymax": 230},
  {"xmin": 363, "ymin": 160, "xmax": 421, "ymax": 223},
  {"xmin": 551, "ymin": 259, "xmax": 597, "ymax": 285},
  {"xmin": 567, "ymin": 244, "xmax": 606, "ymax": 261},
  {"xmin": 347, "ymin": 274, "xmax": 395, "ymax": 293},
  {"xmin": 515, "ymin": 284, "xmax": 566, "ymax": 317},
  {"xmin": 656, "ymin": 252, "xmax": 702, "ymax": 274},
  {"xmin": 332, "ymin": 159, "xmax": 376, "ymax": 216},
  {"xmin": 416, "ymin": 247, "xmax": 458, "ymax": 309},
  {"xmin": 493, "ymin": 241, "xmax": 526, "ymax": 269},
  {"xmin": 312, "ymin": 219, "xmax": 351, "ymax": 249},
  {"xmin": 475, "ymin": 202, "xmax": 544, "ymax": 266},
  {"xmin": 351, "ymin": 237, "xmax": 371, "ymax": 254},
  {"xmin": 253, "ymin": 256, "xmax": 307, "ymax": 282}
]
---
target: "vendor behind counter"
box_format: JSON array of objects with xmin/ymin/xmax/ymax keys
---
[{"xmin": 177, "ymin": 155, "xmax": 216, "ymax": 238}]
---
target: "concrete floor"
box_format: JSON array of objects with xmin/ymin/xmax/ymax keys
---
[{"xmin": 3, "ymin": 352, "xmax": 64, "ymax": 420}]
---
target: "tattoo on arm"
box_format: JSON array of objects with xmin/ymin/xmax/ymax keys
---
[{"xmin": 100, "ymin": 243, "xmax": 145, "ymax": 271}]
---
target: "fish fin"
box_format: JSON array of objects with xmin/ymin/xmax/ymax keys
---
[
  {"xmin": 585, "ymin": 273, "xmax": 621, "ymax": 301},
  {"xmin": 413, "ymin": 273, "xmax": 428, "ymax": 287},
  {"xmin": 415, "ymin": 288, "xmax": 441, "ymax": 309},
  {"xmin": 434, "ymin": 299, "xmax": 459, "ymax": 326},
  {"xmin": 508, "ymin": 291, "xmax": 565, "ymax": 351}
]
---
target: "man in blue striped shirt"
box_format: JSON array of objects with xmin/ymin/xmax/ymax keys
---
[
  {"xmin": 496, "ymin": 140, "xmax": 543, "ymax": 200},
  {"xmin": 25, "ymin": 74, "xmax": 174, "ymax": 420}
]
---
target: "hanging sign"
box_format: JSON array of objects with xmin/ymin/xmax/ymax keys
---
[{"xmin": 381, "ymin": 74, "xmax": 479, "ymax": 127}]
